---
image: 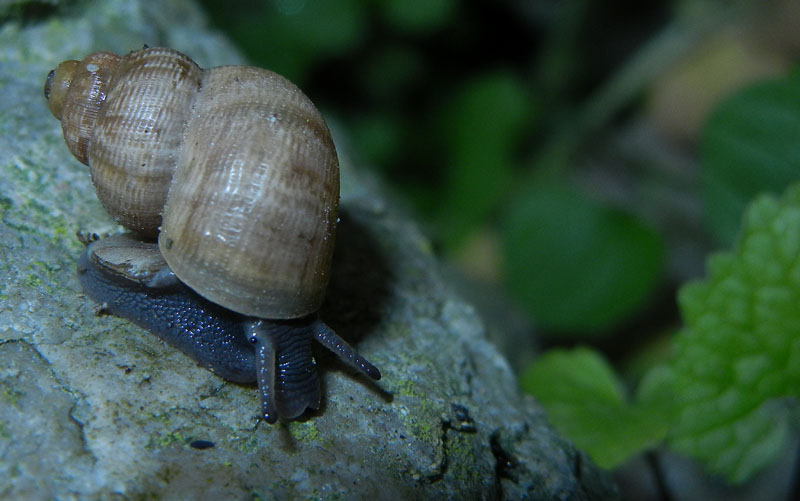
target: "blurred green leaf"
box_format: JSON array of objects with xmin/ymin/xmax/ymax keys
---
[
  {"xmin": 380, "ymin": 0, "xmax": 456, "ymax": 34},
  {"xmin": 361, "ymin": 45, "xmax": 423, "ymax": 101},
  {"xmin": 500, "ymin": 181, "xmax": 663, "ymax": 334},
  {"xmin": 701, "ymin": 72, "xmax": 800, "ymax": 246},
  {"xmin": 438, "ymin": 70, "xmax": 533, "ymax": 249},
  {"xmin": 520, "ymin": 347, "xmax": 669, "ymax": 468},
  {"xmin": 349, "ymin": 113, "xmax": 404, "ymax": 170},
  {"xmin": 646, "ymin": 184, "xmax": 800, "ymax": 483}
]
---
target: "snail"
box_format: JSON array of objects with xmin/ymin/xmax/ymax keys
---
[{"xmin": 45, "ymin": 46, "xmax": 381, "ymax": 423}]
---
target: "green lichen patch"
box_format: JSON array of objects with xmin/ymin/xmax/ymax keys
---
[
  {"xmin": 393, "ymin": 379, "xmax": 422, "ymax": 398},
  {"xmin": 227, "ymin": 431, "xmax": 262, "ymax": 455},
  {"xmin": 153, "ymin": 430, "xmax": 184, "ymax": 448},
  {"xmin": 286, "ymin": 420, "xmax": 320, "ymax": 443},
  {"xmin": 1, "ymin": 384, "xmax": 26, "ymax": 407},
  {"xmin": 0, "ymin": 195, "xmax": 12, "ymax": 214}
]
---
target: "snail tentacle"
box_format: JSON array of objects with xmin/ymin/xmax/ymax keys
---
[
  {"xmin": 248, "ymin": 318, "xmax": 323, "ymax": 423},
  {"xmin": 314, "ymin": 321, "xmax": 381, "ymax": 381},
  {"xmin": 247, "ymin": 320, "xmax": 279, "ymax": 424},
  {"xmin": 274, "ymin": 320, "xmax": 322, "ymax": 418}
]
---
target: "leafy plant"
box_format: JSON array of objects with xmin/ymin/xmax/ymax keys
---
[
  {"xmin": 520, "ymin": 347, "xmax": 669, "ymax": 468},
  {"xmin": 524, "ymin": 183, "xmax": 800, "ymax": 482},
  {"xmin": 655, "ymin": 183, "xmax": 800, "ymax": 482},
  {"xmin": 521, "ymin": 74, "xmax": 800, "ymax": 483}
]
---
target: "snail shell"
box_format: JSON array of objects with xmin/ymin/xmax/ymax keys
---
[
  {"xmin": 45, "ymin": 47, "xmax": 338, "ymax": 319},
  {"xmin": 47, "ymin": 48, "xmax": 379, "ymax": 423}
]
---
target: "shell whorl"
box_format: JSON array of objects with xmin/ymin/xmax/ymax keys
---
[
  {"xmin": 88, "ymin": 48, "xmax": 202, "ymax": 237},
  {"xmin": 49, "ymin": 52, "xmax": 121, "ymax": 165}
]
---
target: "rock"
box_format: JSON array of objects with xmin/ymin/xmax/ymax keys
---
[{"xmin": 0, "ymin": 0, "xmax": 618, "ymax": 498}]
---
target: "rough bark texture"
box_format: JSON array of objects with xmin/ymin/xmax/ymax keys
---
[{"xmin": 0, "ymin": 1, "xmax": 618, "ymax": 498}]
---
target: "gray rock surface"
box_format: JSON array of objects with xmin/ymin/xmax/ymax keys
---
[{"xmin": 0, "ymin": 1, "xmax": 618, "ymax": 498}]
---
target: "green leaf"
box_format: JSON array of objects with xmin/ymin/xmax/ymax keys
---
[
  {"xmin": 658, "ymin": 183, "xmax": 800, "ymax": 483},
  {"xmin": 361, "ymin": 45, "xmax": 423, "ymax": 101},
  {"xmin": 520, "ymin": 347, "xmax": 669, "ymax": 468},
  {"xmin": 500, "ymin": 181, "xmax": 663, "ymax": 334},
  {"xmin": 701, "ymin": 73, "xmax": 800, "ymax": 246},
  {"xmin": 438, "ymin": 71, "xmax": 533, "ymax": 249},
  {"xmin": 380, "ymin": 0, "xmax": 456, "ymax": 34},
  {"xmin": 349, "ymin": 113, "xmax": 404, "ymax": 170}
]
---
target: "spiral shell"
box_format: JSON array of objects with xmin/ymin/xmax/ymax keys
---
[{"xmin": 46, "ymin": 47, "xmax": 339, "ymax": 319}]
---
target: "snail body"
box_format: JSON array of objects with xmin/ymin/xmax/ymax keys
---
[{"xmin": 46, "ymin": 47, "xmax": 380, "ymax": 423}]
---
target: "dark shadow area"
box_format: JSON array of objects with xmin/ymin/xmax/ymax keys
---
[
  {"xmin": 3, "ymin": 0, "xmax": 66, "ymax": 23},
  {"xmin": 320, "ymin": 204, "xmax": 393, "ymax": 346},
  {"xmin": 315, "ymin": 204, "xmax": 395, "ymax": 406}
]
